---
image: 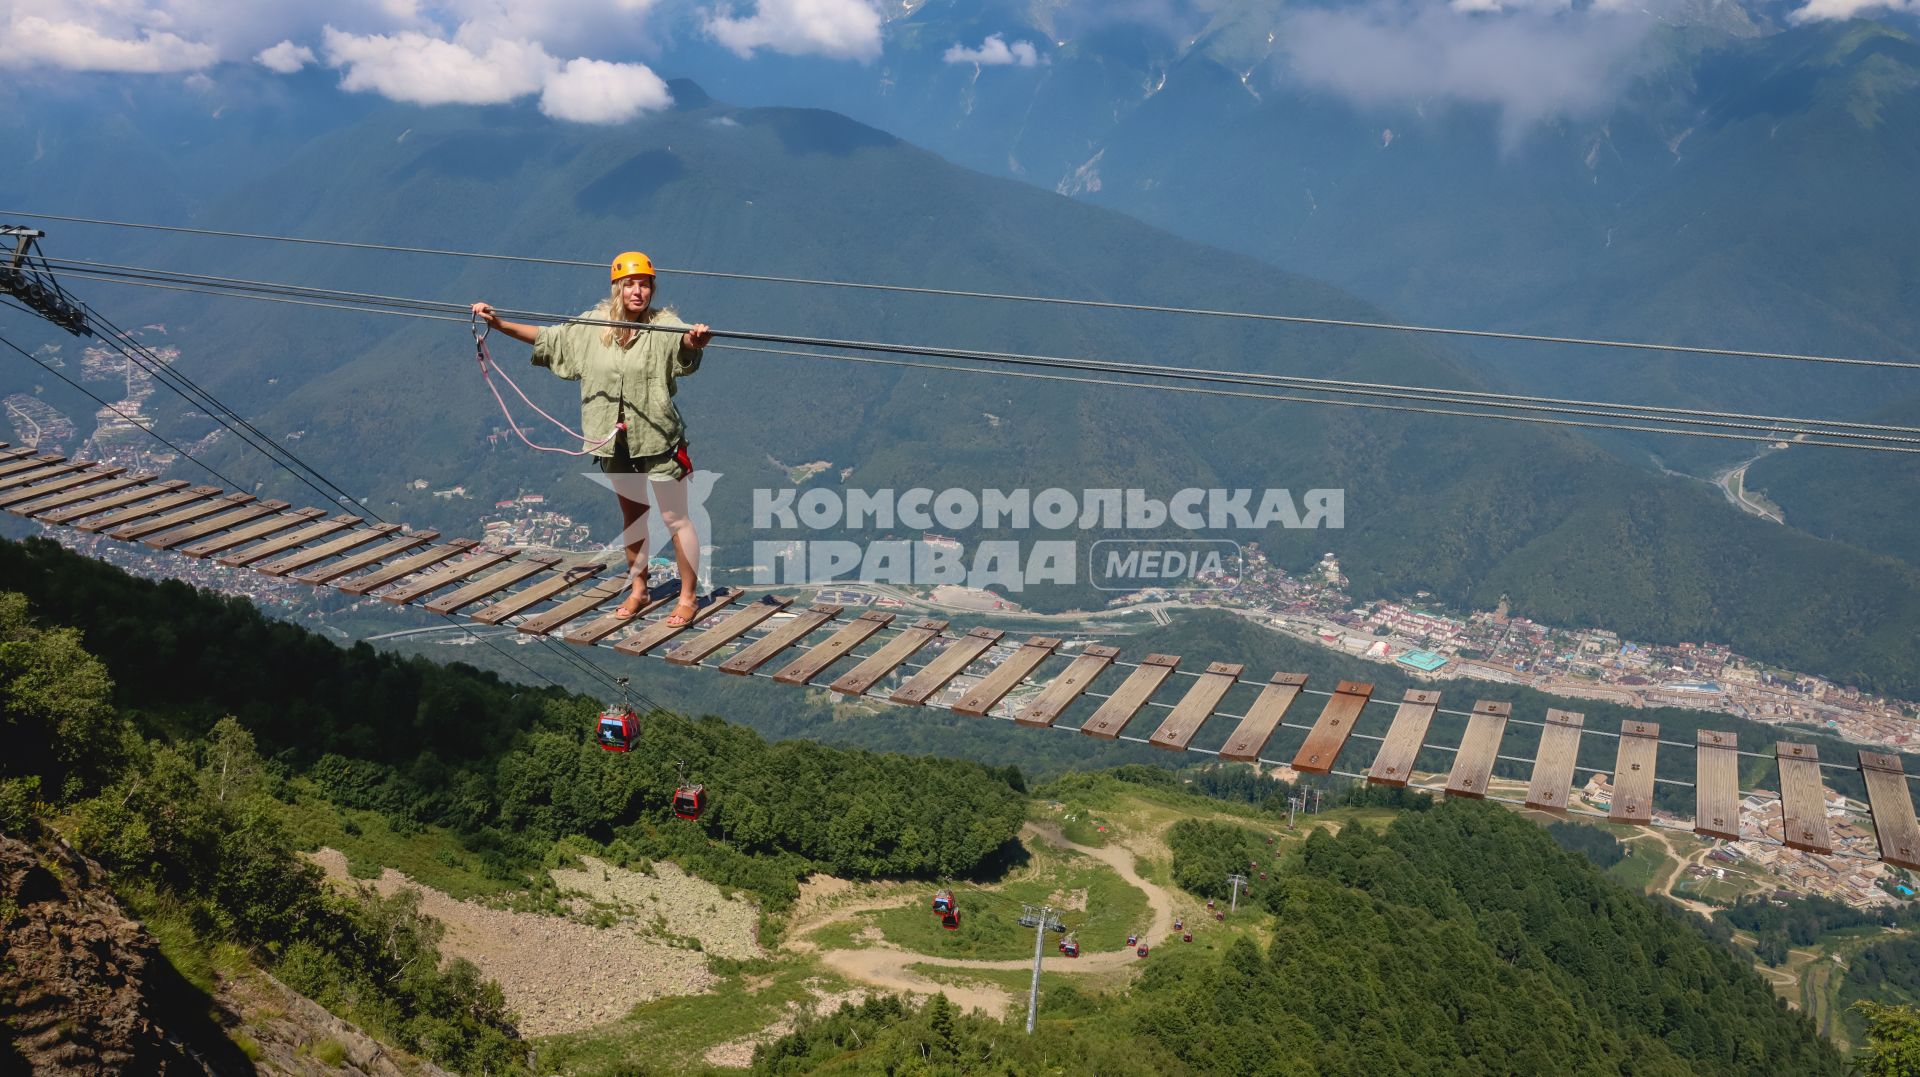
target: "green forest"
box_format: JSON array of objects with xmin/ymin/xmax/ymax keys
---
[
  {"xmin": 7, "ymin": 534, "xmax": 1920, "ymax": 1075},
  {"xmin": 0, "ymin": 537, "xmax": 1025, "ymax": 1070}
]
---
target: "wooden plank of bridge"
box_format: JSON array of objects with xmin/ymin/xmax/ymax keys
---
[
  {"xmin": 1860, "ymin": 752, "xmax": 1920, "ymax": 871},
  {"xmin": 1694, "ymin": 730, "xmax": 1742, "ymax": 842},
  {"xmin": 294, "ymin": 529, "xmax": 439, "ymax": 586},
  {"xmin": 219, "ymin": 514, "xmax": 365, "ymax": 568},
  {"xmin": 1446, "ymin": 700, "xmax": 1511, "ymax": 800},
  {"xmin": 1777, "ymin": 742, "xmax": 1833, "ymax": 855},
  {"xmin": 422, "ymin": 555, "xmax": 561, "ymax": 614},
  {"xmin": 515, "ymin": 577, "xmax": 628, "ymax": 636},
  {"xmin": 562, "ymin": 592, "xmax": 674, "ymax": 646},
  {"xmin": 338, "ymin": 538, "xmax": 480, "ymax": 596},
  {"xmin": 256, "ymin": 523, "xmax": 401, "ymax": 578},
  {"xmin": 0, "ymin": 453, "xmax": 65, "ymax": 481},
  {"xmin": 1524, "ymin": 709, "xmax": 1584, "ymax": 813},
  {"xmin": 1015, "ymin": 645, "xmax": 1120, "ymax": 729},
  {"xmin": 955, "ymin": 636, "xmax": 1060, "ymax": 716},
  {"xmin": 468, "ymin": 565, "xmax": 601, "ymax": 625},
  {"xmin": 1370, "ymin": 690, "xmax": 1442, "ymax": 786},
  {"xmin": 721, "ymin": 604, "xmax": 844, "ymax": 676},
  {"xmin": 110, "ymin": 491, "xmax": 255, "ymax": 542},
  {"xmin": 614, "ymin": 588, "xmax": 743, "ymax": 657},
  {"xmin": 0, "ymin": 465, "xmax": 125, "ymax": 509},
  {"xmin": 771, "ymin": 611, "xmax": 894, "ymax": 685},
  {"xmin": 1610, "ymin": 720, "xmax": 1660, "ymax": 826},
  {"xmin": 1080, "ymin": 654, "xmax": 1180, "ymax": 740},
  {"xmin": 1217, "ymin": 673, "xmax": 1308, "ymax": 762},
  {"xmin": 382, "ymin": 548, "xmax": 516, "ymax": 606},
  {"xmin": 179, "ymin": 507, "xmax": 327, "ymax": 558},
  {"xmin": 891, "ymin": 627, "xmax": 1004, "ymax": 705},
  {"xmin": 1292, "ymin": 680, "xmax": 1375, "ymax": 774},
  {"xmin": 12, "ymin": 471, "xmax": 153, "ymax": 517},
  {"xmin": 830, "ymin": 619, "xmax": 947, "ymax": 697},
  {"xmin": 667, "ymin": 595, "xmax": 795, "ymax": 665},
  {"xmin": 39, "ymin": 479, "xmax": 187, "ymax": 525},
  {"xmin": 1149, "ymin": 662, "xmax": 1246, "ymax": 752},
  {"xmin": 77, "ymin": 485, "xmax": 223, "ymax": 534},
  {"xmin": 146, "ymin": 499, "xmax": 288, "ymax": 550},
  {"xmin": 0, "ymin": 458, "xmax": 86, "ymax": 492}
]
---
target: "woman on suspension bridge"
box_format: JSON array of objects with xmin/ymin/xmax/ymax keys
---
[{"xmin": 470, "ymin": 251, "xmax": 712, "ymax": 625}]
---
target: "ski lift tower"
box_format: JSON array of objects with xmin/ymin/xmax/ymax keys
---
[
  {"xmin": 1018, "ymin": 903, "xmax": 1065, "ymax": 1034},
  {"xmin": 1226, "ymin": 873, "xmax": 1249, "ymax": 913}
]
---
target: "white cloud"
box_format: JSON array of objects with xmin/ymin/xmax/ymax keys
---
[
  {"xmin": 943, "ymin": 34, "xmax": 1041, "ymax": 67},
  {"xmin": 539, "ymin": 57, "xmax": 673, "ymax": 123},
  {"xmin": 1278, "ymin": 0, "xmax": 1653, "ymax": 144},
  {"xmin": 255, "ymin": 39, "xmax": 316, "ymax": 73},
  {"xmin": 0, "ymin": 15, "xmax": 217, "ymax": 72},
  {"xmin": 319, "ymin": 26, "xmax": 674, "ymax": 122},
  {"xmin": 321, "ymin": 27, "xmax": 555, "ymax": 106},
  {"xmin": 0, "ymin": 1, "xmax": 673, "ymax": 81},
  {"xmin": 706, "ymin": 0, "xmax": 882, "ymax": 61},
  {"xmin": 1789, "ymin": 0, "xmax": 1916, "ymax": 20}
]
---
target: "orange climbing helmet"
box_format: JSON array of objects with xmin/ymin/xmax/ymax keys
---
[{"xmin": 610, "ymin": 251, "xmax": 655, "ymax": 282}]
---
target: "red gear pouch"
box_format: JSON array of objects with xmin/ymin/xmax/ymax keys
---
[{"xmin": 674, "ymin": 442, "xmax": 693, "ymax": 475}]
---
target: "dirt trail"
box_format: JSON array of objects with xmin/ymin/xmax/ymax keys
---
[
  {"xmin": 1626, "ymin": 829, "xmax": 1722, "ymax": 918},
  {"xmin": 789, "ymin": 820, "xmax": 1183, "ymax": 1015},
  {"xmin": 817, "ymin": 950, "xmax": 1014, "ymax": 1016}
]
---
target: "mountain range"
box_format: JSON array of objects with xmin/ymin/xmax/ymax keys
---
[{"xmin": 664, "ymin": 3, "xmax": 1920, "ymax": 555}]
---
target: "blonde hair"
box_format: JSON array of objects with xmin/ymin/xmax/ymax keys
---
[{"xmin": 594, "ymin": 281, "xmax": 678, "ymax": 347}]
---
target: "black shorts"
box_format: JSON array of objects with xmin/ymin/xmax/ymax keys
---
[{"xmin": 597, "ymin": 435, "xmax": 691, "ymax": 480}]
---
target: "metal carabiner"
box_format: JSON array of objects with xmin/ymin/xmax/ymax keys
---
[{"xmin": 470, "ymin": 311, "xmax": 492, "ymax": 366}]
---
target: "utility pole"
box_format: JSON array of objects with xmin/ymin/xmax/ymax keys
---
[
  {"xmin": 1226, "ymin": 874, "xmax": 1249, "ymax": 913},
  {"xmin": 1310, "ymin": 788, "xmax": 1324, "ymax": 814},
  {"xmin": 1288, "ymin": 794, "xmax": 1301, "ymax": 828},
  {"xmin": 1018, "ymin": 903, "xmax": 1063, "ymax": 1034}
]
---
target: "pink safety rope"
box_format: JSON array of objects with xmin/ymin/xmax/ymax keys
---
[{"xmin": 471, "ymin": 315, "xmax": 624, "ymax": 456}]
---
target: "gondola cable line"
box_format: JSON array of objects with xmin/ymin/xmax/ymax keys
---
[
  {"xmin": 41, "ymin": 252, "xmax": 1920, "ymax": 439},
  {"xmin": 76, "ymin": 298, "xmax": 371, "ymax": 516},
  {"xmin": 22, "ymin": 257, "xmax": 1920, "ymax": 451},
  {"xmin": 0, "ymin": 329, "xmax": 245, "ymax": 490},
  {"xmin": 10, "ymin": 208, "xmax": 1920, "ymax": 372}
]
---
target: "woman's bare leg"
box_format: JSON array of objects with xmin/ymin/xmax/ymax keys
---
[
  {"xmin": 650, "ymin": 473, "xmax": 701, "ymax": 621},
  {"xmin": 614, "ymin": 484, "xmax": 653, "ymax": 615}
]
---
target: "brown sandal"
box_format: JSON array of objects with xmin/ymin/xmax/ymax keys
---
[
  {"xmin": 664, "ymin": 595, "xmax": 700, "ymax": 627},
  {"xmin": 614, "ymin": 570, "xmax": 651, "ymax": 619}
]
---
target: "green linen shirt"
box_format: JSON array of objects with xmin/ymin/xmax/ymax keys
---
[{"xmin": 531, "ymin": 312, "xmax": 704, "ymax": 458}]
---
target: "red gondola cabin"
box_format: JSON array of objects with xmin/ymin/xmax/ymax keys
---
[
  {"xmin": 932, "ymin": 889, "xmax": 955, "ymax": 915},
  {"xmin": 1136, "ymin": 944, "xmax": 1150, "ymax": 958},
  {"xmin": 672, "ymin": 782, "xmax": 707, "ymax": 821},
  {"xmin": 1059, "ymin": 936, "xmax": 1079, "ymax": 958},
  {"xmin": 596, "ymin": 707, "xmax": 639, "ymax": 753}
]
